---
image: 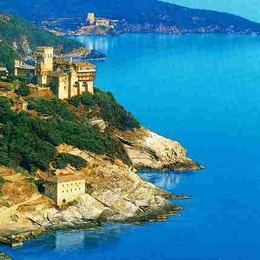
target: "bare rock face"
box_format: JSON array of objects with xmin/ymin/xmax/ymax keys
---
[{"xmin": 117, "ymin": 128, "xmax": 203, "ymax": 171}]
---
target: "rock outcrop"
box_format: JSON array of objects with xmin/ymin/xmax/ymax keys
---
[
  {"xmin": 0, "ymin": 252, "xmax": 11, "ymax": 260},
  {"xmin": 117, "ymin": 128, "xmax": 202, "ymax": 171}
]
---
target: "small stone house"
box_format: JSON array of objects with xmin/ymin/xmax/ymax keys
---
[{"xmin": 45, "ymin": 174, "xmax": 86, "ymax": 206}]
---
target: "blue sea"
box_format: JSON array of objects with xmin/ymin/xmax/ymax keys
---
[{"xmin": 1, "ymin": 34, "xmax": 260, "ymax": 259}]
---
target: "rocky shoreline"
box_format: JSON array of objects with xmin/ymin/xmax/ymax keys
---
[
  {"xmin": 0, "ymin": 128, "xmax": 202, "ymax": 247},
  {"xmin": 62, "ymin": 21, "xmax": 260, "ymax": 37},
  {"xmin": 0, "ymin": 252, "xmax": 11, "ymax": 260},
  {"xmin": 58, "ymin": 48, "xmax": 106, "ymax": 61},
  {"xmin": 117, "ymin": 128, "xmax": 203, "ymax": 172},
  {"xmin": 0, "ymin": 195, "xmax": 184, "ymax": 248}
]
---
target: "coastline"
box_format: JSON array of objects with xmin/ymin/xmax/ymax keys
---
[
  {"xmin": 0, "ymin": 128, "xmax": 202, "ymax": 248},
  {"xmin": 0, "ymin": 193, "xmax": 185, "ymax": 248},
  {"xmin": 59, "ymin": 25, "xmax": 260, "ymax": 37},
  {"xmin": 58, "ymin": 48, "xmax": 106, "ymax": 61},
  {"xmin": 0, "ymin": 252, "xmax": 11, "ymax": 260}
]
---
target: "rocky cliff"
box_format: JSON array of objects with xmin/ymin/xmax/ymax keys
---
[{"xmin": 116, "ymin": 128, "xmax": 201, "ymax": 171}]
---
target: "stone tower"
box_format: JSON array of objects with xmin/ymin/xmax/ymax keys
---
[
  {"xmin": 87, "ymin": 13, "xmax": 95, "ymax": 25},
  {"xmin": 36, "ymin": 46, "xmax": 54, "ymax": 72},
  {"xmin": 35, "ymin": 46, "xmax": 54, "ymax": 85}
]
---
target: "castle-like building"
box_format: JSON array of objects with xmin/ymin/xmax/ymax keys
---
[
  {"xmin": 86, "ymin": 12, "xmax": 118, "ymax": 28},
  {"xmin": 35, "ymin": 46, "xmax": 96, "ymax": 99}
]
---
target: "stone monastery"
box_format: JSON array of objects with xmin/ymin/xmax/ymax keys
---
[{"xmin": 35, "ymin": 46, "xmax": 96, "ymax": 99}]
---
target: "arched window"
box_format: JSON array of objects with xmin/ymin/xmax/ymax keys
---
[{"xmin": 74, "ymin": 82, "xmax": 80, "ymax": 88}]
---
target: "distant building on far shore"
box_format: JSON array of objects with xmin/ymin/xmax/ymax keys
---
[
  {"xmin": 86, "ymin": 12, "xmax": 119, "ymax": 28},
  {"xmin": 87, "ymin": 12, "xmax": 95, "ymax": 25},
  {"xmin": 96, "ymin": 18, "xmax": 110, "ymax": 27}
]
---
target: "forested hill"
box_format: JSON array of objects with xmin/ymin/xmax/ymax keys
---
[
  {"xmin": 0, "ymin": 89, "xmax": 140, "ymax": 173},
  {"xmin": 1, "ymin": 0, "xmax": 260, "ymax": 34},
  {"xmin": 0, "ymin": 14, "xmax": 83, "ymax": 71}
]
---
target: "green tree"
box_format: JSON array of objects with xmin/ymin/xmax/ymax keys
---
[{"xmin": 14, "ymin": 82, "xmax": 30, "ymax": 96}]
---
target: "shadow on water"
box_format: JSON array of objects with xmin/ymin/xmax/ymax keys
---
[
  {"xmin": 0, "ymin": 223, "xmax": 134, "ymax": 259},
  {"xmin": 139, "ymin": 171, "xmax": 193, "ymax": 192}
]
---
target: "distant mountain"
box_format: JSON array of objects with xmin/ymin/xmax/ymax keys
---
[
  {"xmin": 1, "ymin": 0, "xmax": 260, "ymax": 34},
  {"xmin": 0, "ymin": 13, "xmax": 83, "ymax": 71}
]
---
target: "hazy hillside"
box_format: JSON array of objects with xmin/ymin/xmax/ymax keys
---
[
  {"xmin": 1, "ymin": 0, "xmax": 260, "ymax": 34},
  {"xmin": 0, "ymin": 13, "xmax": 83, "ymax": 70}
]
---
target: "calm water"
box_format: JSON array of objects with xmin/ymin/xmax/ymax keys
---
[{"xmin": 2, "ymin": 34, "xmax": 260, "ymax": 259}]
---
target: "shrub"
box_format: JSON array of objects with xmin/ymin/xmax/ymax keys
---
[
  {"xmin": 15, "ymin": 82, "xmax": 30, "ymax": 96},
  {"xmin": 5, "ymin": 84, "xmax": 15, "ymax": 91},
  {"xmin": 33, "ymin": 98, "xmax": 75, "ymax": 121},
  {"xmin": 53, "ymin": 153, "xmax": 87, "ymax": 170},
  {"xmin": 69, "ymin": 89, "xmax": 141, "ymax": 130},
  {"xmin": 0, "ymin": 176, "xmax": 6, "ymax": 195}
]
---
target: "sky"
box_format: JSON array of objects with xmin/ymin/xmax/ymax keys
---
[{"xmin": 165, "ymin": 0, "xmax": 260, "ymax": 23}]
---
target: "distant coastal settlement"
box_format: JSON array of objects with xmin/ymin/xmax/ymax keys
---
[
  {"xmin": 41, "ymin": 13, "xmax": 119, "ymax": 36},
  {"xmin": 39, "ymin": 10, "xmax": 260, "ymax": 37},
  {"xmin": 38, "ymin": 12, "xmax": 208, "ymax": 36}
]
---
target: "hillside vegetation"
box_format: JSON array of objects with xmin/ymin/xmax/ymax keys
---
[
  {"xmin": 0, "ymin": 87, "xmax": 140, "ymax": 173},
  {"xmin": 0, "ymin": 13, "xmax": 83, "ymax": 71}
]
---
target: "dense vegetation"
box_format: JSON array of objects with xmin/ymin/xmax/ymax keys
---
[
  {"xmin": 69, "ymin": 89, "xmax": 140, "ymax": 130},
  {"xmin": 14, "ymin": 82, "xmax": 31, "ymax": 96},
  {"xmin": 0, "ymin": 89, "xmax": 138, "ymax": 173},
  {"xmin": 53, "ymin": 153, "xmax": 87, "ymax": 170},
  {"xmin": 1, "ymin": 0, "xmax": 260, "ymax": 33},
  {"xmin": 0, "ymin": 13, "xmax": 83, "ymax": 70}
]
